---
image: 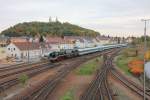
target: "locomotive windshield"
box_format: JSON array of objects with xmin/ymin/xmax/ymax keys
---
[{"xmin": 49, "ymin": 52, "xmax": 57, "ymax": 58}]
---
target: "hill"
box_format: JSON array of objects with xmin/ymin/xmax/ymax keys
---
[{"xmin": 1, "ymin": 21, "xmax": 99, "ymax": 37}]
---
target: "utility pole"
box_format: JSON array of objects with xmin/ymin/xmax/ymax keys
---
[
  {"xmin": 141, "ymin": 19, "xmax": 150, "ymax": 100},
  {"xmin": 27, "ymin": 36, "xmax": 30, "ymax": 63}
]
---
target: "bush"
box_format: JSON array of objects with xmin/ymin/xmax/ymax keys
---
[
  {"xmin": 61, "ymin": 89, "xmax": 74, "ymax": 100},
  {"xmin": 128, "ymin": 59, "xmax": 144, "ymax": 76},
  {"xmin": 18, "ymin": 74, "xmax": 29, "ymax": 85}
]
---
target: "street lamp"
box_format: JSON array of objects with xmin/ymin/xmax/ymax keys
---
[{"xmin": 141, "ymin": 19, "xmax": 150, "ymax": 100}]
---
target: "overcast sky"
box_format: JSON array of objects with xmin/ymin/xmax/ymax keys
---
[{"xmin": 0, "ymin": 0, "xmax": 150, "ymax": 37}]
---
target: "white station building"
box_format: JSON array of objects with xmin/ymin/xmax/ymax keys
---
[{"xmin": 6, "ymin": 42, "xmax": 42, "ymax": 60}]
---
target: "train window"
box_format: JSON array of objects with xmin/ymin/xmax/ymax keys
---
[{"xmin": 59, "ymin": 51, "xmax": 63, "ymax": 55}]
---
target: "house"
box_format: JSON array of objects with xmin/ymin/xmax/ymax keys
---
[
  {"xmin": 74, "ymin": 39, "xmax": 85, "ymax": 48},
  {"xmin": 6, "ymin": 42, "xmax": 42, "ymax": 60},
  {"xmin": 64, "ymin": 36, "xmax": 86, "ymax": 48},
  {"xmin": 46, "ymin": 36, "xmax": 75, "ymax": 50},
  {"xmin": 83, "ymin": 37, "xmax": 95, "ymax": 47},
  {"xmin": 96, "ymin": 35, "xmax": 111, "ymax": 45},
  {"xmin": 46, "ymin": 36, "xmax": 63, "ymax": 51},
  {"xmin": 126, "ymin": 37, "xmax": 133, "ymax": 43},
  {"xmin": 108, "ymin": 37, "xmax": 118, "ymax": 44}
]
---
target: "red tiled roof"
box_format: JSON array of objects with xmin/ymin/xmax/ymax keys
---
[
  {"xmin": 46, "ymin": 36, "xmax": 73, "ymax": 44},
  {"xmin": 10, "ymin": 37, "xmax": 27, "ymax": 43},
  {"xmin": 13, "ymin": 42, "xmax": 40, "ymax": 51},
  {"xmin": 64, "ymin": 36, "xmax": 84, "ymax": 43}
]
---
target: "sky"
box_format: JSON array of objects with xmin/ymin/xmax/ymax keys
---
[{"xmin": 0, "ymin": 0, "xmax": 150, "ymax": 37}]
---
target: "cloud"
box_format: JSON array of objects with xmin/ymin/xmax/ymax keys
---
[{"xmin": 0, "ymin": 0, "xmax": 150, "ymax": 37}]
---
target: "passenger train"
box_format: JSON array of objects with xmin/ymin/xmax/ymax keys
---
[{"xmin": 47, "ymin": 44, "xmax": 127, "ymax": 62}]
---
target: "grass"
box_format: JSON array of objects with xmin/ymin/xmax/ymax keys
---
[
  {"xmin": 75, "ymin": 57, "xmax": 103, "ymax": 75},
  {"xmin": 116, "ymin": 48, "xmax": 143, "ymax": 75},
  {"xmin": 116, "ymin": 55, "xmax": 133, "ymax": 75},
  {"xmin": 60, "ymin": 89, "xmax": 75, "ymax": 100},
  {"xmin": 0, "ymin": 47, "xmax": 6, "ymax": 59},
  {"xmin": 18, "ymin": 74, "xmax": 29, "ymax": 86},
  {"xmin": 0, "ymin": 47, "xmax": 5, "ymax": 53}
]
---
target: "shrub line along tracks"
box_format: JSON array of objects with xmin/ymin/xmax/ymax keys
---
[{"xmin": 8, "ymin": 49, "xmax": 115, "ymax": 100}]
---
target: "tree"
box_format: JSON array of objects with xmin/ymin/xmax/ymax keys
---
[
  {"xmin": 39, "ymin": 35, "xmax": 44, "ymax": 43},
  {"xmin": 39, "ymin": 35, "xmax": 45, "ymax": 55}
]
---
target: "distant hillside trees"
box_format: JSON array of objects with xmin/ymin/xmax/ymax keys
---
[{"xmin": 1, "ymin": 21, "xmax": 99, "ymax": 37}]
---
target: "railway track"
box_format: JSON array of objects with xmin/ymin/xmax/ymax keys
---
[
  {"xmin": 80, "ymin": 49, "xmax": 119, "ymax": 100},
  {"xmin": 106, "ymin": 50, "xmax": 150, "ymax": 99},
  {"xmin": 0, "ymin": 50, "xmax": 111, "ymax": 96},
  {"xmin": 0, "ymin": 61, "xmax": 60, "ymax": 93},
  {"xmin": 110, "ymin": 68, "xmax": 150, "ymax": 99},
  {"xmin": 0, "ymin": 61, "xmax": 58, "ymax": 93},
  {"xmin": 8, "ymin": 49, "xmax": 115, "ymax": 100},
  {"xmin": 0, "ymin": 60, "xmax": 48, "ymax": 72}
]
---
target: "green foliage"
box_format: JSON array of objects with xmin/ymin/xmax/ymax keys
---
[
  {"xmin": 116, "ymin": 55, "xmax": 132, "ymax": 75},
  {"xmin": 1, "ymin": 22, "xmax": 99, "ymax": 37},
  {"xmin": 131, "ymin": 36, "xmax": 150, "ymax": 47},
  {"xmin": 1, "ymin": 50, "xmax": 5, "ymax": 53},
  {"xmin": 76, "ymin": 57, "xmax": 102, "ymax": 75},
  {"xmin": 116, "ymin": 49, "xmax": 143, "ymax": 76},
  {"xmin": 60, "ymin": 89, "xmax": 74, "ymax": 100},
  {"xmin": 18, "ymin": 74, "xmax": 29, "ymax": 85}
]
